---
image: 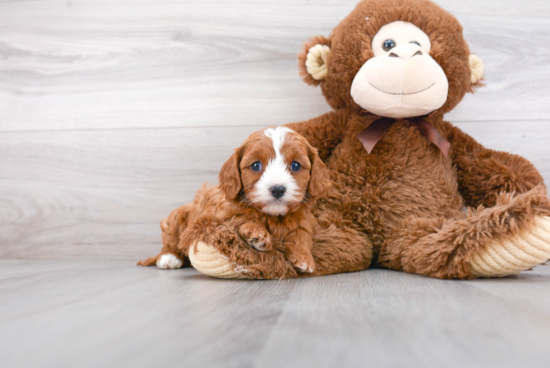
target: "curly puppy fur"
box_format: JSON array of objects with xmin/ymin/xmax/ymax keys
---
[
  {"xmin": 166, "ymin": 0, "xmax": 550, "ymax": 280},
  {"xmin": 137, "ymin": 127, "xmax": 331, "ymax": 273}
]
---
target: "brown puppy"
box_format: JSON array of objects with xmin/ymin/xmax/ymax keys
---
[{"xmin": 137, "ymin": 126, "xmax": 331, "ymax": 273}]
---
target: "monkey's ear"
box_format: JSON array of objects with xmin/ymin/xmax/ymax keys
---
[
  {"xmin": 298, "ymin": 35, "xmax": 331, "ymax": 86},
  {"xmin": 219, "ymin": 146, "xmax": 244, "ymax": 201},
  {"xmin": 468, "ymin": 54, "xmax": 485, "ymax": 91}
]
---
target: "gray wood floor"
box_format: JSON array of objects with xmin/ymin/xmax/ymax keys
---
[
  {"xmin": 1, "ymin": 260, "xmax": 550, "ymax": 368},
  {"xmin": 2, "ymin": 1, "xmax": 550, "ymax": 367}
]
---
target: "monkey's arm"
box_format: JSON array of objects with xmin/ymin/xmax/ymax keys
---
[
  {"xmin": 285, "ymin": 110, "xmax": 349, "ymax": 161},
  {"xmin": 443, "ymin": 122, "xmax": 545, "ymax": 208}
]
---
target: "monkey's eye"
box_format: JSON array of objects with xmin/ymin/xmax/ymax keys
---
[
  {"xmin": 410, "ymin": 41, "xmax": 421, "ymax": 46},
  {"xmin": 383, "ymin": 39, "xmax": 396, "ymax": 51},
  {"xmin": 290, "ymin": 161, "xmax": 302, "ymax": 172},
  {"xmin": 250, "ymin": 162, "xmax": 262, "ymax": 172}
]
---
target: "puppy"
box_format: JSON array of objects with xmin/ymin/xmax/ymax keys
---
[{"xmin": 137, "ymin": 126, "xmax": 331, "ymax": 273}]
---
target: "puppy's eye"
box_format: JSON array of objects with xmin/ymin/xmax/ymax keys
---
[
  {"xmin": 250, "ymin": 161, "xmax": 262, "ymax": 172},
  {"xmin": 383, "ymin": 39, "xmax": 396, "ymax": 51},
  {"xmin": 410, "ymin": 41, "xmax": 421, "ymax": 46},
  {"xmin": 290, "ymin": 161, "xmax": 302, "ymax": 172}
]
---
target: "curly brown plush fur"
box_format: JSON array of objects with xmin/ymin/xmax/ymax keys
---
[{"xmin": 145, "ymin": 0, "xmax": 550, "ymax": 280}]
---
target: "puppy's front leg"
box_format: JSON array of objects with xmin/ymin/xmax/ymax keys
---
[
  {"xmin": 284, "ymin": 229, "xmax": 315, "ymax": 273},
  {"xmin": 238, "ymin": 222, "xmax": 273, "ymax": 251}
]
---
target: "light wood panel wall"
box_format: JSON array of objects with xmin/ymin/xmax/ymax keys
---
[{"xmin": 1, "ymin": 0, "xmax": 549, "ymax": 259}]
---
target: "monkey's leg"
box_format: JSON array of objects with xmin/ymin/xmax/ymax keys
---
[{"xmin": 379, "ymin": 187, "xmax": 550, "ymax": 279}]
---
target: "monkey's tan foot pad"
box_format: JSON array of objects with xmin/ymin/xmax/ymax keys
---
[
  {"xmin": 188, "ymin": 242, "xmax": 252, "ymax": 279},
  {"xmin": 469, "ymin": 216, "xmax": 550, "ymax": 278}
]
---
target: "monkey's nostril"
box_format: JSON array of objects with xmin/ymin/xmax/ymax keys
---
[
  {"xmin": 270, "ymin": 185, "xmax": 286, "ymax": 199},
  {"xmin": 413, "ymin": 50, "xmax": 423, "ymax": 57},
  {"xmin": 388, "ymin": 52, "xmax": 399, "ymax": 58}
]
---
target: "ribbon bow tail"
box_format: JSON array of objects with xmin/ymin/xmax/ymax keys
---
[
  {"xmin": 406, "ymin": 119, "xmax": 450, "ymax": 158},
  {"xmin": 357, "ymin": 118, "xmax": 395, "ymax": 154}
]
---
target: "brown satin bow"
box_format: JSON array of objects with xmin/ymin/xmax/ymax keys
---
[{"xmin": 357, "ymin": 117, "xmax": 450, "ymax": 157}]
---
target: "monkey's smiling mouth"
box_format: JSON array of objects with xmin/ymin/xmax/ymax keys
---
[{"xmin": 369, "ymin": 82, "xmax": 436, "ymax": 96}]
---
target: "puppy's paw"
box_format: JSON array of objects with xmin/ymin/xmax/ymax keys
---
[
  {"xmin": 156, "ymin": 254, "xmax": 184, "ymax": 269},
  {"xmin": 288, "ymin": 253, "xmax": 316, "ymax": 273},
  {"xmin": 239, "ymin": 223, "xmax": 273, "ymax": 251}
]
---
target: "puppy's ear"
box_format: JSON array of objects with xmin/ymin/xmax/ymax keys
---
[
  {"xmin": 219, "ymin": 146, "xmax": 244, "ymax": 200},
  {"xmin": 307, "ymin": 145, "xmax": 331, "ymax": 198}
]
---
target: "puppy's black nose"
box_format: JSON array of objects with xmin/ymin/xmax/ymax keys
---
[{"xmin": 270, "ymin": 185, "xmax": 286, "ymax": 199}]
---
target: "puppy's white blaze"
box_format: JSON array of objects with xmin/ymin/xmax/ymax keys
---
[
  {"xmin": 252, "ymin": 127, "xmax": 300, "ymax": 215},
  {"xmin": 156, "ymin": 254, "xmax": 183, "ymax": 269},
  {"xmin": 264, "ymin": 126, "xmax": 291, "ymax": 152}
]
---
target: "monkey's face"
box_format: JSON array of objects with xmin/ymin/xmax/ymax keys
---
[
  {"xmin": 350, "ymin": 21, "xmax": 449, "ymax": 119},
  {"xmin": 298, "ymin": 0, "xmax": 484, "ymax": 118}
]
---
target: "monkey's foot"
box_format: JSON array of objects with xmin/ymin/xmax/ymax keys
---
[
  {"xmin": 188, "ymin": 242, "xmax": 252, "ymax": 279},
  {"xmin": 468, "ymin": 216, "xmax": 550, "ymax": 278}
]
